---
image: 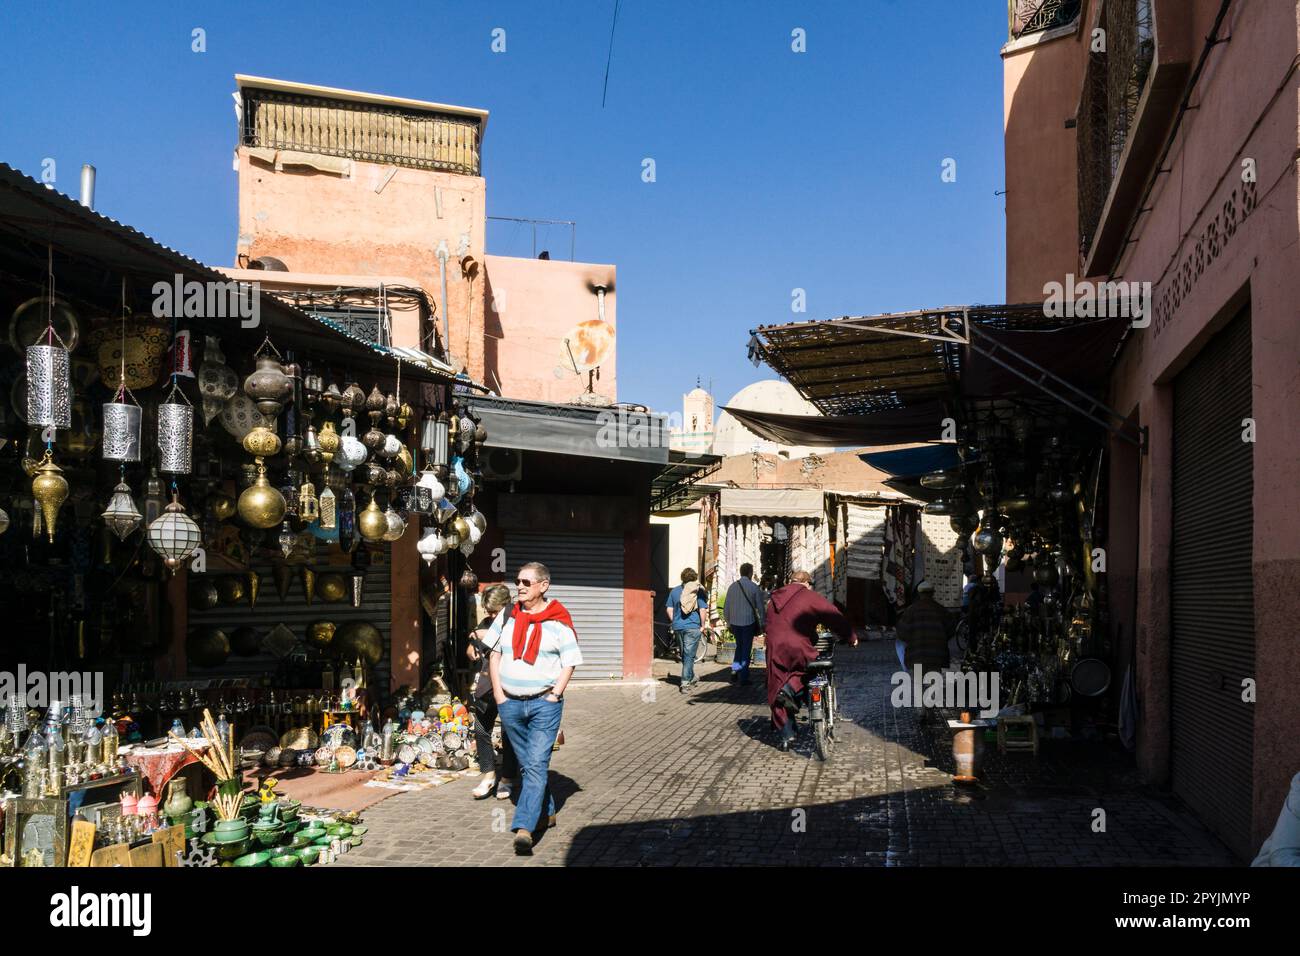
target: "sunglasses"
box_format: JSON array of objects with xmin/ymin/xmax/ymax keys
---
[{"xmin": 515, "ymin": 579, "xmax": 537, "ymax": 587}]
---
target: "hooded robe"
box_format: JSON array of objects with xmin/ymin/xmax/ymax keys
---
[{"xmin": 764, "ymin": 583, "xmax": 853, "ymax": 731}]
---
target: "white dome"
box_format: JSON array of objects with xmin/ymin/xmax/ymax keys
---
[{"xmin": 713, "ymin": 380, "xmax": 834, "ymax": 459}]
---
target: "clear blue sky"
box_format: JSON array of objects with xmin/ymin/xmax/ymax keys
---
[{"xmin": 0, "ymin": 0, "xmax": 1007, "ymax": 418}]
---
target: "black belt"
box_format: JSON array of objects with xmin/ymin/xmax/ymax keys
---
[{"xmin": 503, "ymin": 688, "xmax": 554, "ymax": 701}]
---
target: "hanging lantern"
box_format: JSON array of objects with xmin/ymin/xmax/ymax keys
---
[
  {"xmin": 101, "ymin": 481, "xmax": 143, "ymax": 541},
  {"xmin": 244, "ymin": 351, "xmax": 293, "ymax": 417},
  {"xmin": 0, "ymin": 508, "xmax": 9, "ymax": 536},
  {"xmin": 970, "ymin": 511, "xmax": 1003, "ymax": 557},
  {"xmin": 417, "ymin": 527, "xmax": 444, "ymax": 566},
  {"xmin": 101, "ymin": 393, "xmax": 142, "ymax": 462},
  {"xmin": 336, "ymin": 435, "xmax": 367, "ymax": 473},
  {"xmin": 147, "ymin": 493, "xmax": 202, "ymax": 572},
  {"xmin": 350, "ymin": 569, "xmax": 365, "ymax": 607},
  {"xmin": 299, "ymin": 481, "xmax": 320, "ymax": 522},
  {"xmin": 237, "ymin": 462, "xmax": 285, "ymax": 529},
  {"xmin": 338, "ymin": 489, "xmax": 357, "ymax": 553},
  {"xmin": 242, "ymin": 424, "xmax": 281, "ymax": 461},
  {"xmin": 301, "ymin": 567, "xmax": 316, "ymax": 605},
  {"xmin": 302, "ymin": 371, "xmax": 323, "ymax": 411},
  {"xmin": 444, "ymin": 527, "xmax": 462, "ymax": 551},
  {"xmin": 382, "ymin": 505, "xmax": 406, "ymax": 542},
  {"xmin": 362, "ymin": 422, "xmax": 385, "ymax": 453},
  {"xmin": 318, "ymin": 421, "xmax": 340, "ymax": 465},
  {"xmin": 26, "ymin": 341, "xmax": 72, "ymax": 428},
  {"xmin": 431, "ymin": 411, "xmax": 450, "ymax": 476},
  {"xmin": 340, "ymin": 383, "xmax": 366, "ymax": 420},
  {"xmin": 303, "ymin": 422, "xmax": 321, "ymax": 465},
  {"xmin": 379, "ymin": 434, "xmax": 402, "ymax": 459},
  {"xmin": 451, "ymin": 516, "xmax": 471, "ymax": 542},
  {"xmin": 467, "ymin": 508, "xmax": 487, "ymax": 536},
  {"xmin": 30, "ymin": 450, "xmax": 69, "ymax": 543},
  {"xmin": 460, "ymin": 540, "xmax": 476, "ymax": 557},
  {"xmin": 358, "ymin": 496, "xmax": 388, "ymax": 543},
  {"xmin": 198, "ymin": 336, "xmax": 239, "ymax": 425},
  {"xmin": 397, "ymin": 401, "xmax": 413, "ymax": 430},
  {"xmin": 322, "ymin": 382, "xmax": 343, "ymax": 417},
  {"xmin": 419, "ymin": 415, "xmax": 438, "ymax": 451},
  {"xmin": 157, "ymin": 385, "xmax": 194, "ymax": 475},
  {"xmin": 318, "ymin": 485, "xmax": 336, "ymax": 529},
  {"xmin": 465, "ymin": 521, "xmax": 483, "ymax": 546},
  {"xmin": 413, "ymin": 469, "xmax": 444, "ymax": 514},
  {"xmin": 278, "ymin": 520, "xmax": 296, "ymax": 559}
]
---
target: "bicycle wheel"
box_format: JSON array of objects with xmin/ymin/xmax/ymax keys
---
[
  {"xmin": 826, "ymin": 680, "xmax": 837, "ymax": 740},
  {"xmin": 812, "ymin": 714, "xmax": 830, "ymax": 761},
  {"xmin": 695, "ymin": 636, "xmax": 709, "ymax": 664},
  {"xmin": 954, "ymin": 619, "xmax": 969, "ymax": 653}
]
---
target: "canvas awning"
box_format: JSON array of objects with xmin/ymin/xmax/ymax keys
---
[
  {"xmin": 720, "ymin": 487, "xmax": 824, "ymax": 519},
  {"xmin": 721, "ymin": 401, "xmax": 947, "ymax": 446}
]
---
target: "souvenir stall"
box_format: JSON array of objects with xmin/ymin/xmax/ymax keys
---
[
  {"xmin": 714, "ymin": 488, "xmax": 831, "ymax": 599},
  {"xmin": 0, "ymin": 165, "xmax": 489, "ymax": 865}
]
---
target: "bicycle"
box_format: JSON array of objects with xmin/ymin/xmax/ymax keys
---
[
  {"xmin": 653, "ymin": 620, "xmax": 710, "ymax": 664},
  {"xmin": 806, "ymin": 641, "xmax": 837, "ymax": 761}
]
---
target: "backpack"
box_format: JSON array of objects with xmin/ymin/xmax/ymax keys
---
[{"xmin": 678, "ymin": 582, "xmax": 701, "ymax": 615}]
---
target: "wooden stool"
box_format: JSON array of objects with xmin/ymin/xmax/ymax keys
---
[{"xmin": 997, "ymin": 715, "xmax": 1039, "ymax": 755}]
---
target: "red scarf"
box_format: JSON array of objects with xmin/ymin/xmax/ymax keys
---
[{"xmin": 511, "ymin": 600, "xmax": 577, "ymax": 666}]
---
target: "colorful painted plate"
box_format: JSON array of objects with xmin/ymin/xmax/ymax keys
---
[{"xmin": 334, "ymin": 746, "xmax": 357, "ymax": 769}]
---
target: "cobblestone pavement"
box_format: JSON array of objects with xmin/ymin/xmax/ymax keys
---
[{"xmin": 336, "ymin": 641, "xmax": 1237, "ymax": 866}]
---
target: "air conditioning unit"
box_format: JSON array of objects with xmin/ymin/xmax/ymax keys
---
[{"xmin": 482, "ymin": 447, "xmax": 523, "ymax": 482}]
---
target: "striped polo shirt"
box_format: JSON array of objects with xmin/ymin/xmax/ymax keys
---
[{"xmin": 483, "ymin": 602, "xmax": 583, "ymax": 697}]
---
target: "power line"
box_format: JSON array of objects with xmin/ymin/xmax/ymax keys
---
[{"xmin": 602, "ymin": 0, "xmax": 621, "ymax": 108}]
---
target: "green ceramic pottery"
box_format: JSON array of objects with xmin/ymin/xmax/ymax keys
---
[
  {"xmin": 232, "ymin": 850, "xmax": 271, "ymax": 867},
  {"xmin": 348, "ymin": 836, "xmax": 362, "ymax": 847},
  {"xmin": 296, "ymin": 846, "xmax": 322, "ymax": 865},
  {"xmin": 333, "ymin": 824, "xmax": 353, "ymax": 839},
  {"xmin": 287, "ymin": 834, "xmax": 313, "ymax": 850},
  {"xmin": 283, "ymin": 820, "xmax": 301, "ymax": 835},
  {"xmin": 269, "ymin": 854, "xmax": 299, "ymax": 867},
  {"xmin": 277, "ymin": 799, "xmax": 301, "ymax": 822},
  {"xmin": 252, "ymin": 826, "xmax": 285, "ymax": 848},
  {"xmin": 314, "ymin": 835, "xmax": 334, "ymax": 846},
  {"xmin": 301, "ymin": 825, "xmax": 327, "ymax": 840},
  {"xmin": 350, "ymin": 825, "xmax": 367, "ymax": 836}
]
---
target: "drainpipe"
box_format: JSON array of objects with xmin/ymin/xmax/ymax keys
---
[
  {"xmin": 436, "ymin": 240, "xmax": 450, "ymax": 361},
  {"xmin": 78, "ymin": 165, "xmax": 96, "ymax": 209},
  {"xmin": 594, "ymin": 284, "xmax": 608, "ymax": 325}
]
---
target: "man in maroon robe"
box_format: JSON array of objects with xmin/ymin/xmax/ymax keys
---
[{"xmin": 764, "ymin": 570, "xmax": 856, "ymax": 749}]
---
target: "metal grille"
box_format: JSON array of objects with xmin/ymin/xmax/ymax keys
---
[
  {"xmin": 503, "ymin": 532, "xmax": 625, "ymax": 681},
  {"xmin": 1077, "ymin": 0, "xmax": 1154, "ymax": 258},
  {"xmin": 306, "ymin": 306, "xmax": 390, "ymax": 347},
  {"xmin": 1171, "ymin": 308, "xmax": 1254, "ymax": 860},
  {"xmin": 242, "ymin": 87, "xmax": 481, "ymax": 176},
  {"xmin": 1009, "ymin": 0, "xmax": 1081, "ymax": 40}
]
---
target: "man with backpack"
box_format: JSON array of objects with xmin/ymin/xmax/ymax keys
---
[
  {"xmin": 665, "ymin": 567, "xmax": 709, "ymax": 693},
  {"xmin": 723, "ymin": 563, "xmax": 766, "ymax": 686}
]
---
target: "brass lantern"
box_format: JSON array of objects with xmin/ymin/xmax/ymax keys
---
[
  {"xmin": 358, "ymin": 495, "xmax": 388, "ymax": 543},
  {"xmin": 299, "ymin": 480, "xmax": 320, "ymax": 522},
  {"xmin": 30, "ymin": 450, "xmax": 69, "ymax": 542},
  {"xmin": 382, "ymin": 505, "xmax": 406, "ymax": 542},
  {"xmin": 318, "ymin": 485, "xmax": 337, "ymax": 530},
  {"xmin": 340, "ymin": 383, "xmax": 365, "ymax": 420},
  {"xmin": 101, "ymin": 481, "xmax": 143, "ymax": 541},
  {"xmin": 318, "ymin": 421, "xmax": 340, "ymax": 465},
  {"xmin": 238, "ymin": 463, "xmax": 286, "ymax": 529}
]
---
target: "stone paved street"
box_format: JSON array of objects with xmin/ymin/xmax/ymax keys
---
[{"xmin": 336, "ymin": 641, "xmax": 1237, "ymax": 867}]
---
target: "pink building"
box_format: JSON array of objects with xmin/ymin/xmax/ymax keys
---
[{"xmin": 1003, "ymin": 0, "xmax": 1300, "ymax": 858}]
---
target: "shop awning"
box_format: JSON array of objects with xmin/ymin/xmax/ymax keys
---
[
  {"xmin": 0, "ymin": 162, "xmax": 465, "ymax": 390},
  {"xmin": 721, "ymin": 401, "xmax": 947, "ymax": 446},
  {"xmin": 467, "ymin": 395, "xmax": 670, "ymax": 465},
  {"xmin": 859, "ymin": 444, "xmax": 961, "ymax": 478},
  {"xmin": 749, "ymin": 304, "xmax": 1141, "ymax": 447},
  {"xmin": 651, "ymin": 450, "xmax": 722, "ymax": 512},
  {"xmin": 720, "ymin": 487, "xmax": 823, "ymax": 519}
]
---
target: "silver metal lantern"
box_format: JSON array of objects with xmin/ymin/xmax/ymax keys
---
[
  {"xmin": 102, "ymin": 395, "xmax": 142, "ymax": 462},
  {"xmin": 158, "ymin": 385, "xmax": 194, "ymax": 474},
  {"xmin": 26, "ymin": 342, "xmax": 72, "ymax": 428},
  {"xmin": 101, "ymin": 481, "xmax": 143, "ymax": 541}
]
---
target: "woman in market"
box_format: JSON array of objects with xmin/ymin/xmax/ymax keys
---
[{"xmin": 466, "ymin": 584, "xmax": 519, "ymax": 800}]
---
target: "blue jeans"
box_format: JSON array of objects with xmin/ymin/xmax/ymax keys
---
[
  {"xmin": 497, "ymin": 696, "xmax": 564, "ymax": 833},
  {"xmin": 676, "ymin": 628, "xmax": 701, "ymax": 686},
  {"xmin": 729, "ymin": 624, "xmax": 758, "ymax": 683}
]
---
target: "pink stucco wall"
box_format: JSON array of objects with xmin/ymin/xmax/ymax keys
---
[
  {"xmin": 235, "ymin": 148, "xmax": 487, "ymax": 381},
  {"xmin": 482, "ymin": 254, "xmax": 617, "ymax": 403},
  {"xmin": 1006, "ymin": 0, "xmax": 1300, "ymax": 854}
]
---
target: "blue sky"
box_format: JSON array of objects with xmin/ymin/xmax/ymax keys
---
[{"xmin": 0, "ymin": 0, "xmax": 1007, "ymax": 417}]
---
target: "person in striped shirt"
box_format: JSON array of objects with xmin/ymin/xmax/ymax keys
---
[{"xmin": 485, "ymin": 561, "xmax": 583, "ymax": 854}]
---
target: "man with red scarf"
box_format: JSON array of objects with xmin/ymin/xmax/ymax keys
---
[
  {"xmin": 486, "ymin": 561, "xmax": 582, "ymax": 854},
  {"xmin": 765, "ymin": 570, "xmax": 856, "ymax": 751}
]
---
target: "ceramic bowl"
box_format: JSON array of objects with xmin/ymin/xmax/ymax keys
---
[
  {"xmin": 277, "ymin": 799, "xmax": 302, "ymax": 822},
  {"xmin": 232, "ymin": 850, "xmax": 272, "ymax": 867},
  {"xmin": 348, "ymin": 836, "xmax": 363, "ymax": 847},
  {"xmin": 252, "ymin": 826, "xmax": 285, "ymax": 848},
  {"xmin": 209, "ymin": 822, "xmax": 250, "ymax": 843},
  {"xmin": 314, "ymin": 835, "xmax": 334, "ymax": 847},
  {"xmin": 300, "ymin": 824, "xmax": 327, "ymax": 840},
  {"xmin": 283, "ymin": 820, "xmax": 301, "ymax": 835},
  {"xmin": 269, "ymin": 853, "xmax": 300, "ymax": 867},
  {"xmin": 287, "ymin": 834, "xmax": 313, "ymax": 850},
  {"xmin": 296, "ymin": 846, "xmax": 322, "ymax": 865},
  {"xmin": 350, "ymin": 825, "xmax": 368, "ymax": 836}
]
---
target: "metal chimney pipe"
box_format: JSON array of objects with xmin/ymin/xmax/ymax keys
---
[{"xmin": 79, "ymin": 165, "xmax": 96, "ymax": 209}]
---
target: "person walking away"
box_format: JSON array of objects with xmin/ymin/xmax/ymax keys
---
[
  {"xmin": 486, "ymin": 562, "xmax": 582, "ymax": 854},
  {"xmin": 665, "ymin": 568, "xmax": 708, "ymax": 693},
  {"xmin": 724, "ymin": 563, "xmax": 765, "ymax": 686},
  {"xmin": 894, "ymin": 580, "xmax": 955, "ymax": 724},
  {"xmin": 765, "ymin": 570, "xmax": 856, "ymax": 750},
  {"xmin": 466, "ymin": 584, "xmax": 519, "ymax": 800}
]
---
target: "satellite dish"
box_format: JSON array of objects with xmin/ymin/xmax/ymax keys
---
[{"xmin": 558, "ymin": 318, "xmax": 615, "ymax": 374}]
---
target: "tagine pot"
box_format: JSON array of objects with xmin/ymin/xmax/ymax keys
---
[{"xmin": 164, "ymin": 778, "xmax": 193, "ymax": 824}]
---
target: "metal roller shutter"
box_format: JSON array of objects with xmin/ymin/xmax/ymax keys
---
[
  {"xmin": 1171, "ymin": 308, "xmax": 1254, "ymax": 859},
  {"xmin": 504, "ymin": 532, "xmax": 624, "ymax": 681}
]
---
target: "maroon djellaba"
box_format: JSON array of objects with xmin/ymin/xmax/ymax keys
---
[{"xmin": 763, "ymin": 575, "xmax": 855, "ymax": 744}]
